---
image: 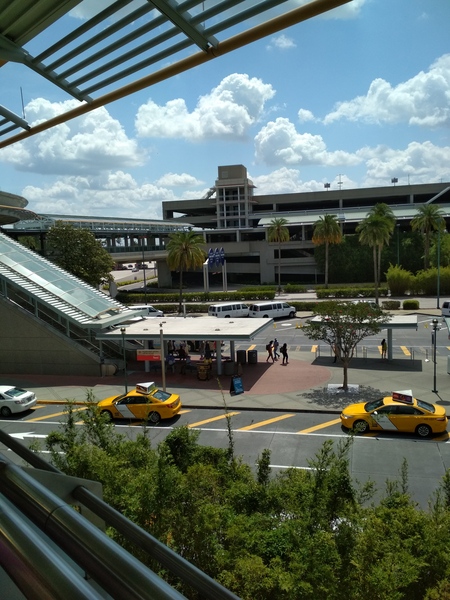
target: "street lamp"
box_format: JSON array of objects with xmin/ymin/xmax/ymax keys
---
[
  {"xmin": 160, "ymin": 321, "xmax": 166, "ymax": 392},
  {"xmin": 396, "ymin": 223, "xmax": 400, "ymax": 266},
  {"xmin": 141, "ymin": 237, "xmax": 147, "ymax": 305},
  {"xmin": 432, "ymin": 318, "xmax": 439, "ymax": 394},
  {"xmin": 120, "ymin": 327, "xmax": 128, "ymax": 394}
]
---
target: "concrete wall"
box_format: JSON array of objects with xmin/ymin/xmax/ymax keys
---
[{"xmin": 0, "ymin": 298, "xmax": 102, "ymax": 376}]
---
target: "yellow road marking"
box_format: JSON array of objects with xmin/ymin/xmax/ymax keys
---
[
  {"xmin": 311, "ymin": 345, "xmax": 318, "ymax": 353},
  {"xmin": 401, "ymin": 346, "xmax": 411, "ymax": 356},
  {"xmin": 27, "ymin": 407, "xmax": 88, "ymax": 422},
  {"xmin": 377, "ymin": 345, "xmax": 382, "ymax": 355},
  {"xmin": 298, "ymin": 418, "xmax": 341, "ymax": 434},
  {"xmin": 247, "ymin": 344, "xmax": 256, "ymax": 350},
  {"xmin": 188, "ymin": 412, "xmax": 240, "ymax": 428},
  {"xmin": 238, "ymin": 413, "xmax": 295, "ymax": 431}
]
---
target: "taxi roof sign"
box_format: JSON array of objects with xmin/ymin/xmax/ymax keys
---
[
  {"xmin": 136, "ymin": 382, "xmax": 156, "ymax": 394},
  {"xmin": 392, "ymin": 390, "xmax": 413, "ymax": 404}
]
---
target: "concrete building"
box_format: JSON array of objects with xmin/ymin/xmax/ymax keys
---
[{"xmin": 163, "ymin": 165, "xmax": 450, "ymax": 284}]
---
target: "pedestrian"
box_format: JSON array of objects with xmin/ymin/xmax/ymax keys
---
[
  {"xmin": 204, "ymin": 341, "xmax": 212, "ymax": 360},
  {"xmin": 381, "ymin": 338, "xmax": 387, "ymax": 359},
  {"xmin": 266, "ymin": 340, "xmax": 275, "ymax": 362},
  {"xmin": 280, "ymin": 343, "xmax": 288, "ymax": 365},
  {"xmin": 333, "ymin": 342, "xmax": 338, "ymax": 363},
  {"xmin": 273, "ymin": 338, "xmax": 280, "ymax": 360}
]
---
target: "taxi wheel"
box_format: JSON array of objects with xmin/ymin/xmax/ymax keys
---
[
  {"xmin": 353, "ymin": 420, "xmax": 370, "ymax": 434},
  {"xmin": 0, "ymin": 406, "xmax": 12, "ymax": 418},
  {"xmin": 148, "ymin": 411, "xmax": 161, "ymax": 424},
  {"xmin": 101, "ymin": 410, "xmax": 113, "ymax": 421},
  {"xmin": 416, "ymin": 424, "xmax": 432, "ymax": 438}
]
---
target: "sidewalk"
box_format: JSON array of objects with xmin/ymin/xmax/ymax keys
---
[{"xmin": 2, "ymin": 295, "xmax": 448, "ymax": 414}]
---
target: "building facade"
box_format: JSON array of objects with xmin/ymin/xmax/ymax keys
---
[{"xmin": 162, "ymin": 165, "xmax": 450, "ymax": 284}]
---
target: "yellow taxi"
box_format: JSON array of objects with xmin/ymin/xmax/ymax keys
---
[
  {"xmin": 98, "ymin": 382, "xmax": 181, "ymax": 424},
  {"xmin": 340, "ymin": 390, "xmax": 448, "ymax": 438}
]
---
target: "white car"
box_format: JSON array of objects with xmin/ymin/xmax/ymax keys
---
[{"xmin": 0, "ymin": 386, "xmax": 37, "ymax": 417}]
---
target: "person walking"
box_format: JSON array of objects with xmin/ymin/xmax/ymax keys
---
[
  {"xmin": 266, "ymin": 340, "xmax": 275, "ymax": 362},
  {"xmin": 273, "ymin": 338, "xmax": 280, "ymax": 360},
  {"xmin": 280, "ymin": 343, "xmax": 288, "ymax": 365},
  {"xmin": 381, "ymin": 338, "xmax": 387, "ymax": 359}
]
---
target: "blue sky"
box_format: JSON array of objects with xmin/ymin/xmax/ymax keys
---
[{"xmin": 1, "ymin": 0, "xmax": 449, "ymax": 219}]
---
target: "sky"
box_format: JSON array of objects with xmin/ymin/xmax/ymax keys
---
[{"xmin": 1, "ymin": 0, "xmax": 450, "ymax": 220}]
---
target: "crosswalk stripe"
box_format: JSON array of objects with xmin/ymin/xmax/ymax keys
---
[
  {"xmin": 238, "ymin": 413, "xmax": 295, "ymax": 431},
  {"xmin": 188, "ymin": 412, "xmax": 240, "ymax": 428},
  {"xmin": 297, "ymin": 418, "xmax": 341, "ymax": 434}
]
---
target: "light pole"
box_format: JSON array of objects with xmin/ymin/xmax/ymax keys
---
[
  {"xmin": 432, "ymin": 318, "xmax": 438, "ymax": 394},
  {"xmin": 141, "ymin": 237, "xmax": 147, "ymax": 305},
  {"xmin": 396, "ymin": 223, "xmax": 400, "ymax": 266},
  {"xmin": 120, "ymin": 327, "xmax": 128, "ymax": 394},
  {"xmin": 160, "ymin": 321, "xmax": 166, "ymax": 392},
  {"xmin": 437, "ymin": 226, "xmax": 441, "ymax": 309}
]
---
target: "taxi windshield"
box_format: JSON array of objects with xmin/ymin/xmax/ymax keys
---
[
  {"xmin": 364, "ymin": 398, "xmax": 385, "ymax": 412},
  {"xmin": 153, "ymin": 390, "xmax": 171, "ymax": 402}
]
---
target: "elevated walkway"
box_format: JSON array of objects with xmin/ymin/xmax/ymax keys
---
[{"xmin": 0, "ymin": 232, "xmax": 145, "ymax": 376}]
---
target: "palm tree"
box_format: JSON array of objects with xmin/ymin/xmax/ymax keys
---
[
  {"xmin": 368, "ymin": 203, "xmax": 395, "ymax": 284},
  {"xmin": 166, "ymin": 230, "xmax": 205, "ymax": 312},
  {"xmin": 312, "ymin": 215, "xmax": 342, "ymax": 288},
  {"xmin": 411, "ymin": 204, "xmax": 445, "ymax": 269},
  {"xmin": 356, "ymin": 215, "xmax": 392, "ymax": 304},
  {"xmin": 268, "ymin": 217, "xmax": 289, "ymax": 294}
]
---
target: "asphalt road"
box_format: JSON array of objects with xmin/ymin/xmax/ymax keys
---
[{"xmin": 3, "ymin": 405, "xmax": 448, "ymax": 510}]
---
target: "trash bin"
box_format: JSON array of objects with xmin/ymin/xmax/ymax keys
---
[
  {"xmin": 247, "ymin": 349, "xmax": 258, "ymax": 364},
  {"xmin": 236, "ymin": 349, "xmax": 247, "ymax": 365},
  {"xmin": 224, "ymin": 360, "xmax": 235, "ymax": 375}
]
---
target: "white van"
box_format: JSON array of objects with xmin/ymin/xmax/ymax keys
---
[
  {"xmin": 248, "ymin": 301, "xmax": 296, "ymax": 319},
  {"xmin": 441, "ymin": 301, "xmax": 450, "ymax": 317},
  {"xmin": 130, "ymin": 305, "xmax": 164, "ymax": 317},
  {"xmin": 208, "ymin": 302, "xmax": 249, "ymax": 318}
]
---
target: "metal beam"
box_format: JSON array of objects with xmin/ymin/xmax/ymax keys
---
[{"xmin": 0, "ymin": 0, "xmax": 352, "ymax": 149}]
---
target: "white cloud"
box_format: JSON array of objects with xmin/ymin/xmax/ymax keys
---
[
  {"xmin": 0, "ymin": 99, "xmax": 145, "ymax": 175},
  {"xmin": 359, "ymin": 141, "xmax": 450, "ymax": 186},
  {"xmin": 21, "ymin": 171, "xmax": 177, "ymax": 218},
  {"xmin": 135, "ymin": 73, "xmax": 275, "ymax": 140},
  {"xmin": 298, "ymin": 109, "xmax": 315, "ymax": 123},
  {"xmin": 254, "ymin": 117, "xmax": 361, "ymax": 167},
  {"xmin": 324, "ymin": 54, "xmax": 450, "ymax": 127},
  {"xmin": 266, "ymin": 34, "xmax": 296, "ymax": 51},
  {"xmin": 251, "ymin": 168, "xmax": 357, "ymax": 194},
  {"xmin": 155, "ymin": 172, "xmax": 203, "ymax": 187}
]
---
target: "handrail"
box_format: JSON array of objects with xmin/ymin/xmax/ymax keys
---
[
  {"xmin": 0, "ymin": 497, "xmax": 103, "ymax": 600},
  {"xmin": 0, "ymin": 429, "xmax": 241, "ymax": 600},
  {"xmin": 0, "ymin": 457, "xmax": 187, "ymax": 600}
]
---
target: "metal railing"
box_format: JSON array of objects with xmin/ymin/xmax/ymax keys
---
[{"xmin": 0, "ymin": 430, "xmax": 240, "ymax": 600}]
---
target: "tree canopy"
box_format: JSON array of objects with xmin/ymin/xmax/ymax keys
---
[
  {"xmin": 46, "ymin": 221, "xmax": 115, "ymax": 287},
  {"xmin": 356, "ymin": 213, "xmax": 392, "ymax": 303},
  {"xmin": 166, "ymin": 230, "xmax": 205, "ymax": 311},
  {"xmin": 44, "ymin": 400, "xmax": 450, "ymax": 600},
  {"xmin": 411, "ymin": 204, "xmax": 445, "ymax": 270},
  {"xmin": 268, "ymin": 217, "xmax": 289, "ymax": 293},
  {"xmin": 301, "ymin": 301, "xmax": 389, "ymax": 390},
  {"xmin": 312, "ymin": 215, "xmax": 343, "ymax": 288}
]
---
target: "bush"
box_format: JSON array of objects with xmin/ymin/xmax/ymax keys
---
[
  {"xmin": 386, "ymin": 264, "xmax": 413, "ymax": 296},
  {"xmin": 402, "ymin": 299, "xmax": 420, "ymax": 310},
  {"xmin": 381, "ymin": 300, "xmax": 401, "ymax": 310},
  {"xmin": 316, "ymin": 287, "xmax": 389, "ymax": 299}
]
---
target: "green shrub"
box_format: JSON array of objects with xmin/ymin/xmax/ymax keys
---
[
  {"xmin": 284, "ymin": 283, "xmax": 307, "ymax": 293},
  {"xmin": 386, "ymin": 264, "xmax": 413, "ymax": 296},
  {"xmin": 402, "ymin": 299, "xmax": 419, "ymax": 310},
  {"xmin": 381, "ymin": 300, "xmax": 401, "ymax": 310},
  {"xmin": 316, "ymin": 287, "xmax": 389, "ymax": 299}
]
